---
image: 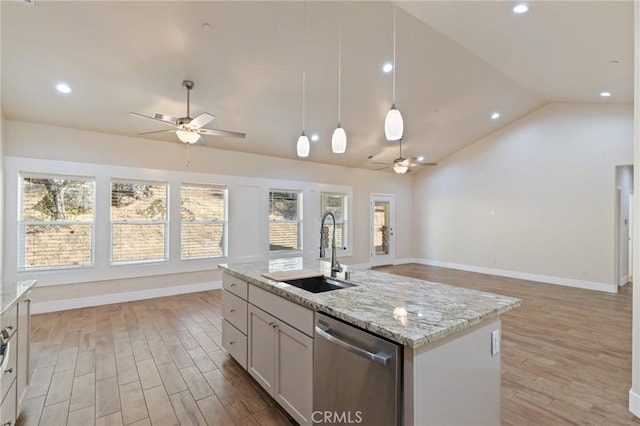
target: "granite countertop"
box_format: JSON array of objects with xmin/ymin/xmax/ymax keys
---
[
  {"xmin": 219, "ymin": 258, "xmax": 521, "ymax": 349},
  {"xmin": 1, "ymin": 280, "xmax": 36, "ymax": 314}
]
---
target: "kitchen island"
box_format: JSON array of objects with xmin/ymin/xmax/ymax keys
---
[{"xmin": 220, "ymin": 258, "xmax": 520, "ymax": 425}]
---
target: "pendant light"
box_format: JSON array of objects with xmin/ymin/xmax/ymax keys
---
[
  {"xmin": 385, "ymin": 6, "xmax": 404, "ymax": 141},
  {"xmin": 297, "ymin": 3, "xmax": 310, "ymax": 158},
  {"xmin": 331, "ymin": 23, "xmax": 347, "ymax": 154}
]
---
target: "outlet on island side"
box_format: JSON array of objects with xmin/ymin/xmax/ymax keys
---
[{"xmin": 491, "ymin": 329, "xmax": 500, "ymax": 356}]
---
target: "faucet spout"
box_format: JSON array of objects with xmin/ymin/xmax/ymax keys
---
[{"xmin": 320, "ymin": 211, "xmax": 343, "ymax": 278}]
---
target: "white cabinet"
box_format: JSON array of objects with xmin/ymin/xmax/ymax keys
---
[
  {"xmin": 17, "ymin": 292, "xmax": 31, "ymax": 413},
  {"xmin": 247, "ymin": 287, "xmax": 313, "ymax": 425},
  {"xmin": 221, "ymin": 274, "xmax": 248, "ymax": 369}
]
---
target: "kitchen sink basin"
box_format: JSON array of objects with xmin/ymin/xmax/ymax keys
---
[{"xmin": 283, "ymin": 275, "xmax": 356, "ymax": 293}]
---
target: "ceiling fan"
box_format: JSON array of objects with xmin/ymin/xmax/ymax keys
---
[
  {"xmin": 130, "ymin": 80, "xmax": 245, "ymax": 145},
  {"xmin": 371, "ymin": 139, "xmax": 437, "ymax": 174}
]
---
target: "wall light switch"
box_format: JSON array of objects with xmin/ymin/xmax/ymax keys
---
[{"xmin": 491, "ymin": 329, "xmax": 500, "ymax": 356}]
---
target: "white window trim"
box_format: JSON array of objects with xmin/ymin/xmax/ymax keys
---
[
  {"xmin": 110, "ymin": 178, "xmax": 169, "ymax": 265},
  {"xmin": 5, "ymin": 156, "xmax": 353, "ymax": 286},
  {"xmin": 180, "ymin": 182, "xmax": 228, "ymax": 260},
  {"xmin": 320, "ymin": 192, "xmax": 349, "ymax": 251},
  {"xmin": 268, "ymin": 189, "xmax": 303, "ymax": 254},
  {"xmin": 18, "ymin": 173, "xmax": 96, "ymax": 272}
]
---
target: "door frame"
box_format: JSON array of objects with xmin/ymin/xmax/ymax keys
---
[{"xmin": 370, "ymin": 193, "xmax": 395, "ymax": 267}]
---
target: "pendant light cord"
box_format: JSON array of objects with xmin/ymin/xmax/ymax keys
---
[
  {"xmin": 337, "ymin": 24, "xmax": 342, "ymax": 124},
  {"xmin": 392, "ymin": 5, "xmax": 397, "ymax": 105},
  {"xmin": 302, "ymin": 2, "xmax": 306, "ymax": 131}
]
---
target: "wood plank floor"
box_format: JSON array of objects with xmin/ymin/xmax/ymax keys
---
[
  {"xmin": 18, "ymin": 264, "xmax": 640, "ymax": 425},
  {"xmin": 376, "ymin": 264, "xmax": 640, "ymax": 425},
  {"xmin": 18, "ymin": 291, "xmax": 294, "ymax": 426}
]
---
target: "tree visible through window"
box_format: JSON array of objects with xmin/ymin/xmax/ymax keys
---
[
  {"xmin": 19, "ymin": 175, "xmax": 95, "ymax": 270},
  {"xmin": 111, "ymin": 180, "xmax": 168, "ymax": 264},
  {"xmin": 181, "ymin": 184, "xmax": 227, "ymax": 259},
  {"xmin": 269, "ymin": 190, "xmax": 302, "ymax": 251}
]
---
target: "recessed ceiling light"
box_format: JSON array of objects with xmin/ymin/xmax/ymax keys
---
[
  {"xmin": 491, "ymin": 112, "xmax": 500, "ymax": 120},
  {"xmin": 512, "ymin": 4, "xmax": 529, "ymax": 14},
  {"xmin": 201, "ymin": 23, "xmax": 212, "ymax": 31},
  {"xmin": 382, "ymin": 63, "xmax": 393, "ymax": 73},
  {"xmin": 417, "ymin": 156, "xmax": 425, "ymax": 162},
  {"xmin": 600, "ymin": 91, "xmax": 612, "ymax": 97},
  {"xmin": 311, "ymin": 134, "xmax": 319, "ymax": 142},
  {"xmin": 55, "ymin": 83, "xmax": 72, "ymax": 94}
]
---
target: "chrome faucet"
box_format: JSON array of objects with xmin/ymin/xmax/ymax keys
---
[{"xmin": 320, "ymin": 211, "xmax": 343, "ymax": 278}]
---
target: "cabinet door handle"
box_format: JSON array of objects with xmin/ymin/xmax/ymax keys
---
[
  {"xmin": 4, "ymin": 420, "xmax": 13, "ymax": 425},
  {"xmin": 4, "ymin": 368, "xmax": 12, "ymax": 374},
  {"xmin": 6, "ymin": 325, "xmax": 12, "ymax": 331},
  {"xmin": 230, "ymin": 309, "xmax": 236, "ymax": 313},
  {"xmin": 230, "ymin": 283, "xmax": 236, "ymax": 287},
  {"xmin": 229, "ymin": 341, "xmax": 235, "ymax": 345}
]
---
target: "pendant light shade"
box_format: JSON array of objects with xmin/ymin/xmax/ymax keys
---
[
  {"xmin": 176, "ymin": 129, "xmax": 200, "ymax": 144},
  {"xmin": 393, "ymin": 159, "xmax": 409, "ymax": 174},
  {"xmin": 385, "ymin": 105, "xmax": 404, "ymax": 141},
  {"xmin": 331, "ymin": 125, "xmax": 347, "ymax": 154},
  {"xmin": 297, "ymin": 132, "xmax": 310, "ymax": 157},
  {"xmin": 385, "ymin": 6, "xmax": 404, "ymax": 141}
]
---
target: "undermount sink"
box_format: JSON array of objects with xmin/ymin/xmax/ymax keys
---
[{"xmin": 283, "ymin": 275, "xmax": 356, "ymax": 293}]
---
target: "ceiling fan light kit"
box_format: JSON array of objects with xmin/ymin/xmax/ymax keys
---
[
  {"xmin": 393, "ymin": 159, "xmax": 409, "ymax": 174},
  {"xmin": 176, "ymin": 129, "xmax": 201, "ymax": 144}
]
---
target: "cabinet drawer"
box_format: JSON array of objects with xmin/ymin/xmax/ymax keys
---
[
  {"xmin": 0, "ymin": 305, "xmax": 17, "ymax": 339},
  {"xmin": 223, "ymin": 273, "xmax": 248, "ymax": 300},
  {"xmin": 0, "ymin": 380, "xmax": 15, "ymax": 426},
  {"xmin": 222, "ymin": 291, "xmax": 247, "ymax": 334},
  {"xmin": 0, "ymin": 335, "xmax": 17, "ymax": 404},
  {"xmin": 222, "ymin": 320, "xmax": 247, "ymax": 370},
  {"xmin": 249, "ymin": 285, "xmax": 314, "ymax": 337}
]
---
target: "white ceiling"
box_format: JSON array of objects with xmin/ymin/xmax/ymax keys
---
[{"xmin": 0, "ymin": 1, "xmax": 633, "ymax": 171}]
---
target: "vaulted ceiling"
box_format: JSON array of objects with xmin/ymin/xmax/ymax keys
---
[{"xmin": 1, "ymin": 1, "xmax": 633, "ymax": 170}]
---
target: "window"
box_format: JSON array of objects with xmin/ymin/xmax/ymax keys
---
[
  {"xmin": 19, "ymin": 174, "xmax": 95, "ymax": 270},
  {"xmin": 181, "ymin": 183, "xmax": 227, "ymax": 259},
  {"xmin": 320, "ymin": 192, "xmax": 348, "ymax": 249},
  {"xmin": 111, "ymin": 180, "xmax": 168, "ymax": 264},
  {"xmin": 269, "ymin": 190, "xmax": 302, "ymax": 251}
]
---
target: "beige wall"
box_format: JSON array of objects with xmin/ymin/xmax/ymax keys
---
[
  {"xmin": 4, "ymin": 120, "xmax": 413, "ymax": 306},
  {"xmin": 412, "ymin": 103, "xmax": 633, "ymax": 289}
]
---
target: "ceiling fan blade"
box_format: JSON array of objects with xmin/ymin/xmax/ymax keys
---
[
  {"xmin": 370, "ymin": 161, "xmax": 390, "ymax": 165},
  {"xmin": 153, "ymin": 113, "xmax": 179, "ymax": 124},
  {"xmin": 373, "ymin": 165, "xmax": 391, "ymax": 171},
  {"xmin": 130, "ymin": 112, "xmax": 177, "ymax": 127},
  {"xmin": 188, "ymin": 113, "xmax": 215, "ymax": 129},
  {"xmin": 198, "ymin": 128, "xmax": 246, "ymax": 138},
  {"xmin": 410, "ymin": 162, "xmax": 438, "ymax": 167},
  {"xmin": 137, "ymin": 129, "xmax": 176, "ymax": 135}
]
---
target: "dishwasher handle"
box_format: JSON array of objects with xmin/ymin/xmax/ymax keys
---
[{"xmin": 315, "ymin": 325, "xmax": 391, "ymax": 366}]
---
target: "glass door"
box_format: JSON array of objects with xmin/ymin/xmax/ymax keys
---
[{"xmin": 370, "ymin": 194, "xmax": 395, "ymax": 267}]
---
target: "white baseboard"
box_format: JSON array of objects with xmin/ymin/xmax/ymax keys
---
[
  {"xmin": 412, "ymin": 258, "xmax": 617, "ymax": 294},
  {"xmin": 630, "ymin": 388, "xmax": 640, "ymax": 418},
  {"xmin": 620, "ymin": 275, "xmax": 630, "ymax": 286},
  {"xmin": 393, "ymin": 258, "xmax": 416, "ymax": 266},
  {"xmin": 31, "ymin": 281, "xmax": 222, "ymax": 314}
]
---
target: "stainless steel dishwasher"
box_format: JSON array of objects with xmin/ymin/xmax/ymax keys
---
[{"xmin": 313, "ymin": 312, "xmax": 401, "ymax": 425}]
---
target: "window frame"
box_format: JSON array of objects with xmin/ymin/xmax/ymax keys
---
[
  {"xmin": 18, "ymin": 172, "xmax": 96, "ymax": 272},
  {"xmin": 268, "ymin": 189, "xmax": 303, "ymax": 253},
  {"xmin": 109, "ymin": 178, "xmax": 169, "ymax": 265},
  {"xmin": 180, "ymin": 182, "xmax": 228, "ymax": 260},
  {"xmin": 320, "ymin": 192, "xmax": 348, "ymax": 250}
]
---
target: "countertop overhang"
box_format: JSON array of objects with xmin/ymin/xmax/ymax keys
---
[
  {"xmin": 220, "ymin": 258, "xmax": 521, "ymax": 349},
  {"xmin": 1, "ymin": 280, "xmax": 36, "ymax": 314}
]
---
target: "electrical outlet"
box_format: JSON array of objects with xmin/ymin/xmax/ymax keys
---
[{"xmin": 491, "ymin": 329, "xmax": 500, "ymax": 356}]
